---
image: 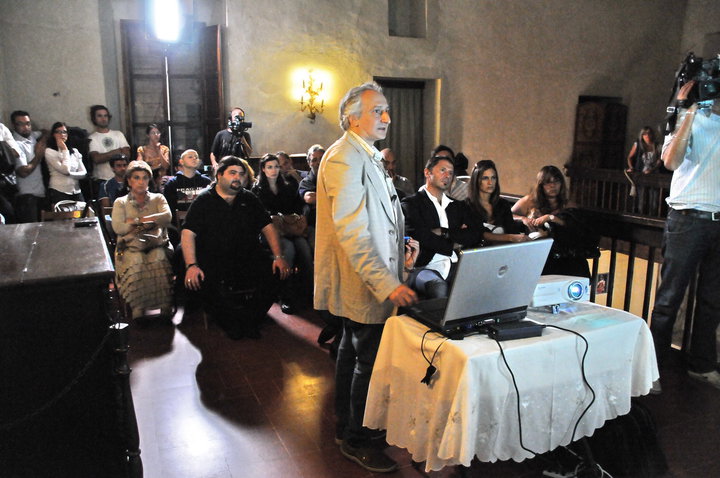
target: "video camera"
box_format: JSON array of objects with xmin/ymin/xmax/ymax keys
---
[
  {"xmin": 228, "ymin": 113, "xmax": 252, "ymax": 135},
  {"xmin": 676, "ymin": 52, "xmax": 720, "ymax": 102},
  {"xmin": 664, "ymin": 52, "xmax": 720, "ymax": 133}
]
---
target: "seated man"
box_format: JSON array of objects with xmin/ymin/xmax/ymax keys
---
[
  {"xmin": 276, "ymin": 150, "xmax": 306, "ymax": 187},
  {"xmin": 98, "ymin": 155, "xmax": 128, "ymax": 208},
  {"xmin": 402, "ymin": 155, "xmax": 481, "ymax": 298},
  {"xmin": 163, "ymin": 149, "xmax": 211, "ymax": 223},
  {"xmin": 297, "ymin": 144, "xmax": 324, "ymax": 244},
  {"xmin": 381, "ymin": 148, "xmax": 414, "ymax": 198},
  {"xmin": 181, "ymin": 156, "xmax": 290, "ymax": 339}
]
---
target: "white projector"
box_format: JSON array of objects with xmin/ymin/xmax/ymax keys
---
[{"xmin": 531, "ymin": 275, "xmax": 590, "ymax": 307}]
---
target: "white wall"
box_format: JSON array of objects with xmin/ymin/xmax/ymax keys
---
[
  {"xmin": 0, "ymin": 0, "xmax": 111, "ymax": 132},
  {"xmin": 3, "ymin": 0, "xmax": 714, "ymax": 194}
]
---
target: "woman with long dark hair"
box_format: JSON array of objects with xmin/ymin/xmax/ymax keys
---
[
  {"xmin": 512, "ymin": 165, "xmax": 574, "ymax": 231},
  {"xmin": 512, "ymin": 165, "xmax": 593, "ymax": 278},
  {"xmin": 252, "ymin": 153, "xmax": 312, "ymax": 314},
  {"xmin": 44, "ymin": 121, "xmax": 87, "ymax": 206},
  {"xmin": 466, "ymin": 159, "xmax": 528, "ymax": 243},
  {"xmin": 626, "ymin": 126, "xmax": 660, "ymax": 174}
]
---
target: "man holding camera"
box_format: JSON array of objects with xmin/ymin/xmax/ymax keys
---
[
  {"xmin": 209, "ymin": 107, "xmax": 252, "ymax": 169},
  {"xmin": 650, "ymin": 79, "xmax": 720, "ymax": 391}
]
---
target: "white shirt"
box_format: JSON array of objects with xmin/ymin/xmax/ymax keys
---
[
  {"xmin": 664, "ymin": 106, "xmax": 720, "ymax": 212},
  {"xmin": 12, "ymin": 130, "xmax": 45, "ymax": 197},
  {"xmin": 88, "ymin": 130, "xmax": 130, "ymax": 180},
  {"xmin": 1, "ymin": 123, "xmax": 22, "ymax": 157},
  {"xmin": 420, "ymin": 185, "xmax": 458, "ymax": 280},
  {"xmin": 45, "ymin": 147, "xmax": 87, "ymax": 194}
]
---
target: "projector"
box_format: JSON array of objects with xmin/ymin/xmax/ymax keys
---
[{"xmin": 531, "ymin": 275, "xmax": 590, "ymax": 307}]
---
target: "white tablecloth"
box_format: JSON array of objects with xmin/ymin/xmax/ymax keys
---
[{"xmin": 364, "ymin": 302, "xmax": 659, "ymax": 471}]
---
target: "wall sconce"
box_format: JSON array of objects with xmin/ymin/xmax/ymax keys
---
[{"xmin": 299, "ymin": 72, "xmax": 324, "ymax": 122}]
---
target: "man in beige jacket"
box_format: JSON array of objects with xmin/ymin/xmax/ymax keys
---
[{"xmin": 315, "ymin": 82, "xmax": 418, "ymax": 473}]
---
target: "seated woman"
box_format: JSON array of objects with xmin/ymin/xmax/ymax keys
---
[
  {"xmin": 112, "ymin": 160, "xmax": 174, "ymax": 320},
  {"xmin": 44, "ymin": 122, "xmax": 87, "ymax": 206},
  {"xmin": 466, "ymin": 159, "xmax": 529, "ymax": 244},
  {"xmin": 252, "ymin": 153, "xmax": 312, "ymax": 314},
  {"xmin": 136, "ymin": 123, "xmax": 171, "ymax": 188},
  {"xmin": 511, "ymin": 165, "xmax": 593, "ymax": 278}
]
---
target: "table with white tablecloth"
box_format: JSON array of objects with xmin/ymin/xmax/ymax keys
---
[{"xmin": 364, "ymin": 302, "xmax": 659, "ymax": 472}]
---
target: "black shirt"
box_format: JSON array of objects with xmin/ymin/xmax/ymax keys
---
[
  {"xmin": 210, "ymin": 130, "xmax": 252, "ymax": 163},
  {"xmin": 163, "ymin": 171, "xmax": 212, "ymax": 216},
  {"xmin": 183, "ymin": 185, "xmax": 271, "ymax": 281}
]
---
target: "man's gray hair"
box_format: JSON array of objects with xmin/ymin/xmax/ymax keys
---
[
  {"xmin": 339, "ymin": 82, "xmax": 383, "ymax": 131},
  {"xmin": 307, "ymin": 144, "xmax": 325, "ymax": 159}
]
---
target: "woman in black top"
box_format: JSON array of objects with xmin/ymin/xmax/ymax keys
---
[
  {"xmin": 466, "ymin": 159, "xmax": 528, "ymax": 243},
  {"xmin": 252, "ymin": 154, "xmax": 312, "ymax": 313}
]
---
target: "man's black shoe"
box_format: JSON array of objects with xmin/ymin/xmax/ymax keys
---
[
  {"xmin": 280, "ymin": 301, "xmax": 295, "ymax": 315},
  {"xmin": 340, "ymin": 442, "xmax": 397, "ymax": 473}
]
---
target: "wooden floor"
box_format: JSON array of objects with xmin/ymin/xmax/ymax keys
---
[{"xmin": 128, "ymin": 304, "xmax": 720, "ymax": 478}]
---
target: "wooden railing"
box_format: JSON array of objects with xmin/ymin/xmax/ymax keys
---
[{"xmin": 566, "ymin": 165, "xmax": 672, "ymax": 219}]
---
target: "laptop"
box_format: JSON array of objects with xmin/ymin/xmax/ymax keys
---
[{"xmin": 406, "ymin": 238, "xmax": 553, "ymax": 338}]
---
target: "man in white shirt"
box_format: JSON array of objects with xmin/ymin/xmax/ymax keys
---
[
  {"xmin": 1, "ymin": 121, "xmax": 22, "ymax": 222},
  {"xmin": 650, "ymin": 79, "xmax": 720, "ymax": 391},
  {"xmin": 401, "ymin": 155, "xmax": 481, "ymax": 298},
  {"xmin": 88, "ymin": 105, "xmax": 130, "ymax": 196},
  {"xmin": 10, "ymin": 111, "xmax": 46, "ymax": 222}
]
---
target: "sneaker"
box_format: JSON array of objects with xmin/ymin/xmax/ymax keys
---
[
  {"xmin": 340, "ymin": 442, "xmax": 397, "ymax": 473},
  {"xmin": 649, "ymin": 379, "xmax": 662, "ymax": 395},
  {"xmin": 687, "ymin": 370, "xmax": 720, "ymax": 389}
]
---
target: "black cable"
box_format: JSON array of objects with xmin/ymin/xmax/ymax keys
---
[
  {"xmin": 493, "ymin": 338, "xmax": 542, "ymax": 458},
  {"xmin": 420, "ymin": 330, "xmax": 449, "ymax": 386}
]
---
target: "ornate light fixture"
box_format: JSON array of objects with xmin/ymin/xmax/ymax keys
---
[{"xmin": 299, "ymin": 71, "xmax": 324, "ymax": 122}]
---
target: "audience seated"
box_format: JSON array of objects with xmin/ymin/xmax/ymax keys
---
[
  {"xmin": 112, "ymin": 161, "xmax": 174, "ymax": 320},
  {"xmin": 276, "ymin": 150, "xmax": 305, "ymax": 187},
  {"xmin": 402, "ymin": 155, "xmax": 481, "ymax": 299},
  {"xmin": 10, "ymin": 111, "xmax": 47, "ymax": 223},
  {"xmin": 181, "ymin": 156, "xmax": 290, "ymax": 340},
  {"xmin": 380, "ymin": 148, "xmax": 414, "ymax": 198},
  {"xmin": 298, "ymin": 144, "xmax": 324, "ymax": 247},
  {"xmin": 252, "ymin": 153, "xmax": 313, "ymax": 314},
  {"xmin": 465, "ymin": 159, "xmax": 529, "ymax": 243},
  {"xmin": 44, "ymin": 121, "xmax": 87, "ymax": 206},
  {"xmin": 512, "ymin": 165, "xmax": 596, "ymax": 278},
  {"xmin": 163, "ymin": 149, "xmax": 211, "ymax": 223},
  {"xmin": 98, "ymin": 155, "xmax": 129, "ymax": 208}
]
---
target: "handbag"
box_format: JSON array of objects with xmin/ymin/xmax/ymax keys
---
[
  {"xmin": 271, "ymin": 213, "xmax": 308, "ymax": 237},
  {"xmin": 118, "ymin": 225, "xmax": 167, "ymax": 253}
]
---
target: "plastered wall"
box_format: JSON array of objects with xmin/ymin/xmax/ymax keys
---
[{"xmin": 1, "ymin": 0, "xmax": 716, "ymax": 194}]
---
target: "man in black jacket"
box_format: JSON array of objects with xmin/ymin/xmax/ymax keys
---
[{"xmin": 402, "ymin": 155, "xmax": 481, "ymax": 298}]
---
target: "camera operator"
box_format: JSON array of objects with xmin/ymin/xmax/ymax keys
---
[
  {"xmin": 650, "ymin": 77, "xmax": 720, "ymax": 392},
  {"xmin": 209, "ymin": 107, "xmax": 253, "ymax": 169}
]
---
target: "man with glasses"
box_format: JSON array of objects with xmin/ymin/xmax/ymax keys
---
[
  {"xmin": 9, "ymin": 111, "xmax": 46, "ymax": 222},
  {"xmin": 88, "ymin": 105, "xmax": 130, "ymax": 197}
]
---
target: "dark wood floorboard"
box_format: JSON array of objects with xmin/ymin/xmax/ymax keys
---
[{"xmin": 127, "ymin": 305, "xmax": 719, "ymax": 477}]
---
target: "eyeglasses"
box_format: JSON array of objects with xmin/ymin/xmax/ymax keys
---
[{"xmin": 54, "ymin": 130, "xmax": 68, "ymax": 135}]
